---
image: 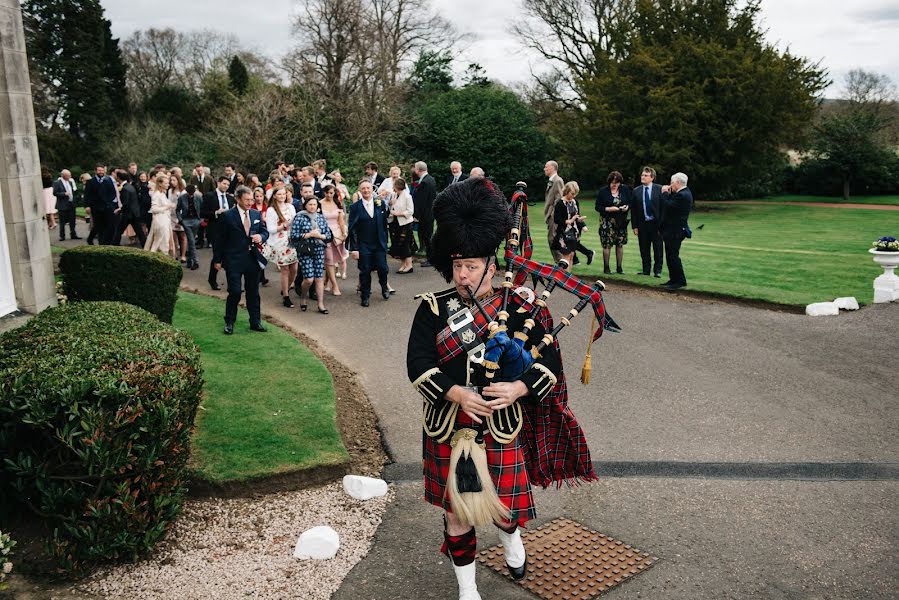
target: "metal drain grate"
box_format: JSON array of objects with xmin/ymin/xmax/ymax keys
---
[{"xmin": 477, "ymin": 517, "xmax": 658, "ymax": 599}]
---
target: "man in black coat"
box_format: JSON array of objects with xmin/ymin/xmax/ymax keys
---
[
  {"xmin": 52, "ymin": 169, "xmax": 80, "ymax": 241},
  {"xmin": 443, "ymin": 161, "xmax": 468, "ymax": 189},
  {"xmin": 347, "ymin": 180, "xmax": 391, "ymax": 307},
  {"xmin": 659, "ymin": 172, "xmax": 693, "ymax": 290},
  {"xmin": 202, "ymin": 176, "xmax": 235, "ymax": 290},
  {"xmin": 631, "ymin": 166, "xmax": 664, "ymax": 277},
  {"xmin": 364, "ymin": 161, "xmax": 385, "ymax": 189},
  {"xmin": 224, "ymin": 163, "xmax": 239, "ymax": 194},
  {"xmin": 412, "ymin": 160, "xmax": 437, "ymax": 268},
  {"xmin": 83, "ymin": 164, "xmax": 119, "ymax": 245},
  {"xmin": 113, "ymin": 169, "xmax": 146, "ymax": 247}
]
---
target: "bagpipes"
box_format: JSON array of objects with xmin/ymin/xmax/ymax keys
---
[{"xmin": 446, "ymin": 181, "xmax": 620, "ymax": 527}]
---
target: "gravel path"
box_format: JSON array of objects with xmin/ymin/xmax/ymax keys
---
[{"xmin": 79, "ymin": 482, "xmax": 393, "ymax": 600}]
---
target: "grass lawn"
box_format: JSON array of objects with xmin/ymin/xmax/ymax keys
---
[
  {"xmin": 724, "ymin": 194, "xmax": 899, "ymax": 206},
  {"xmin": 172, "ymin": 291, "xmax": 348, "ymax": 482},
  {"xmin": 527, "ymin": 202, "xmax": 899, "ymax": 306}
]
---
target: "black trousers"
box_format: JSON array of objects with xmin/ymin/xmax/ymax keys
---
[
  {"xmin": 224, "ymin": 262, "xmax": 261, "ymax": 326},
  {"xmin": 208, "ymin": 239, "xmax": 219, "ymax": 285},
  {"xmin": 418, "ymin": 216, "xmax": 433, "ymax": 257},
  {"xmin": 91, "ymin": 207, "xmax": 118, "ymax": 245},
  {"xmin": 664, "ymin": 234, "xmax": 686, "ymax": 285},
  {"xmin": 638, "ymin": 221, "xmax": 664, "ymax": 275},
  {"xmin": 358, "ymin": 248, "xmax": 389, "ymax": 299},
  {"xmin": 114, "ymin": 213, "xmax": 147, "ymax": 247},
  {"xmin": 57, "ymin": 208, "xmax": 77, "ymax": 239}
]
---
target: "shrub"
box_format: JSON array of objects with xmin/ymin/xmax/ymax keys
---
[
  {"xmin": 59, "ymin": 246, "xmax": 182, "ymax": 323},
  {"xmin": 0, "ymin": 301, "xmax": 203, "ymax": 572}
]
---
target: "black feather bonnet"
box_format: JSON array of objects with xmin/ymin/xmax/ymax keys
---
[{"xmin": 428, "ymin": 177, "xmax": 511, "ymax": 282}]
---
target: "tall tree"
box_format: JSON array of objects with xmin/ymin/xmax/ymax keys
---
[
  {"xmin": 518, "ymin": 0, "xmax": 828, "ymax": 197},
  {"xmin": 228, "ymin": 55, "xmax": 250, "ymax": 95},
  {"xmin": 23, "ymin": 0, "xmax": 127, "ymax": 164}
]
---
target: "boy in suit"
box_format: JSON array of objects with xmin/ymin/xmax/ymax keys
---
[{"xmin": 213, "ymin": 186, "xmax": 269, "ymax": 334}]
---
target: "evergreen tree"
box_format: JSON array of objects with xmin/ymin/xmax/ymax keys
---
[
  {"xmin": 228, "ymin": 55, "xmax": 250, "ymax": 95},
  {"xmin": 409, "ymin": 50, "xmax": 453, "ymax": 93},
  {"xmin": 22, "ymin": 0, "xmax": 127, "ymax": 165}
]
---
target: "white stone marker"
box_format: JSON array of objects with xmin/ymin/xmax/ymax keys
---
[
  {"xmin": 833, "ymin": 297, "xmax": 859, "ymax": 311},
  {"xmin": 294, "ymin": 526, "xmax": 340, "ymax": 560},
  {"xmin": 342, "ymin": 475, "xmax": 389, "ymax": 500},
  {"xmin": 805, "ymin": 302, "xmax": 839, "ymax": 317}
]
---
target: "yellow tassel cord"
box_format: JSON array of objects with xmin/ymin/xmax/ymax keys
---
[
  {"xmin": 580, "ymin": 314, "xmax": 597, "ymax": 385},
  {"xmin": 445, "ymin": 429, "xmax": 510, "ymax": 528}
]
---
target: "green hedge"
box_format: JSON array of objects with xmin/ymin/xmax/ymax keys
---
[
  {"xmin": 59, "ymin": 246, "xmax": 183, "ymax": 323},
  {"xmin": 0, "ymin": 301, "xmax": 203, "ymax": 572}
]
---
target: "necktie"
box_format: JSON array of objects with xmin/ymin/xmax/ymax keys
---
[
  {"xmin": 644, "ymin": 187, "xmax": 652, "ymax": 220},
  {"xmin": 220, "ymin": 193, "xmax": 226, "ymax": 210},
  {"xmin": 242, "ymin": 210, "xmax": 250, "ymax": 235}
]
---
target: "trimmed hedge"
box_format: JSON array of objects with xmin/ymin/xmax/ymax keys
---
[
  {"xmin": 59, "ymin": 246, "xmax": 183, "ymax": 323},
  {"xmin": 0, "ymin": 301, "xmax": 203, "ymax": 572}
]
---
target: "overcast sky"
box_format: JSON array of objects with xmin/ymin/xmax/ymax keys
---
[{"xmin": 103, "ymin": 0, "xmax": 899, "ymax": 98}]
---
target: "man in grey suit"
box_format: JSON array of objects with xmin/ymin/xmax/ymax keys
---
[
  {"xmin": 631, "ymin": 166, "xmax": 664, "ymax": 277},
  {"xmin": 543, "ymin": 160, "xmax": 564, "ymax": 262}
]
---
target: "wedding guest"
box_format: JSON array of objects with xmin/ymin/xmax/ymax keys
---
[
  {"xmin": 291, "ymin": 195, "xmax": 333, "ymax": 314},
  {"xmin": 330, "ymin": 170, "xmax": 350, "ymax": 205},
  {"xmin": 52, "ymin": 169, "xmax": 80, "ymax": 240},
  {"xmin": 552, "ymin": 181, "xmax": 587, "ymax": 271},
  {"xmin": 595, "ymin": 170, "xmax": 631, "ymax": 274},
  {"xmin": 169, "ymin": 173, "xmax": 187, "ymax": 262},
  {"xmin": 389, "ymin": 177, "xmax": 415, "ymax": 274},
  {"xmin": 250, "ymin": 186, "xmax": 270, "ymax": 286},
  {"xmin": 266, "ymin": 187, "xmax": 299, "ymax": 307},
  {"xmin": 145, "ymin": 174, "xmax": 175, "ymax": 254},
  {"xmin": 176, "ymin": 184, "xmax": 203, "ymax": 270},
  {"xmin": 41, "ymin": 166, "xmax": 57, "ymax": 230},
  {"xmin": 321, "ymin": 184, "xmax": 348, "ymax": 296}
]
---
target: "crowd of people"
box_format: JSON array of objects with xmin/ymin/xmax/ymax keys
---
[
  {"xmin": 41, "ymin": 156, "xmax": 692, "ymax": 330},
  {"xmin": 542, "ymin": 161, "xmax": 693, "ymax": 290}
]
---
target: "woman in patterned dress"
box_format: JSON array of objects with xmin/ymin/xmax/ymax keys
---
[
  {"xmin": 265, "ymin": 187, "xmax": 298, "ymax": 307},
  {"xmin": 595, "ymin": 170, "xmax": 631, "ymax": 274},
  {"xmin": 290, "ymin": 195, "xmax": 332, "ymax": 314}
]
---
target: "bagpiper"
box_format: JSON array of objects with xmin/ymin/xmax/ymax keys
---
[{"xmin": 407, "ymin": 177, "xmax": 599, "ymax": 599}]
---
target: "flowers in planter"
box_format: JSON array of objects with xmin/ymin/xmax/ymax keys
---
[
  {"xmin": 0, "ymin": 530, "xmax": 15, "ymax": 590},
  {"xmin": 872, "ymin": 236, "xmax": 899, "ymax": 252}
]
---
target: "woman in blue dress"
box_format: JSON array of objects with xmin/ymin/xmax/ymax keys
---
[{"xmin": 290, "ymin": 195, "xmax": 333, "ymax": 314}]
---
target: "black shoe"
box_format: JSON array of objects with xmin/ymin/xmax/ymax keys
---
[
  {"xmin": 190, "ymin": 263, "xmax": 199, "ymax": 270},
  {"xmin": 382, "ymin": 290, "xmax": 390, "ymax": 300},
  {"xmin": 420, "ymin": 261, "xmax": 432, "ymax": 268},
  {"xmin": 224, "ymin": 324, "xmax": 233, "ymax": 335},
  {"xmin": 587, "ymin": 250, "xmax": 595, "ymax": 265},
  {"xmin": 210, "ymin": 283, "xmax": 221, "ymax": 291},
  {"xmin": 397, "ymin": 268, "xmax": 414, "ymax": 274},
  {"xmin": 637, "ymin": 271, "xmax": 649, "ymax": 276},
  {"xmin": 59, "ymin": 237, "xmax": 65, "ymax": 242},
  {"xmin": 654, "ymin": 273, "xmax": 662, "ymax": 278},
  {"xmin": 603, "ymin": 267, "xmax": 612, "ymax": 274},
  {"xmin": 361, "ymin": 297, "xmax": 370, "ymax": 307},
  {"xmin": 507, "ymin": 557, "xmax": 527, "ymax": 581},
  {"xmin": 260, "ymin": 278, "xmax": 269, "ymax": 286},
  {"xmin": 283, "ymin": 296, "xmax": 294, "ymax": 308},
  {"xmin": 660, "ymin": 280, "xmax": 672, "ymax": 286},
  {"xmin": 573, "ymin": 255, "xmax": 580, "ymax": 266},
  {"xmin": 71, "ymin": 235, "xmax": 82, "ymax": 240},
  {"xmin": 616, "ymin": 266, "xmax": 623, "ymax": 274},
  {"xmin": 250, "ymin": 323, "xmax": 267, "ymax": 332}
]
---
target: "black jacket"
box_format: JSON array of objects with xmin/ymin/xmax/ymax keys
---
[
  {"xmin": 201, "ymin": 190, "xmax": 235, "ymax": 242},
  {"xmin": 443, "ymin": 173, "xmax": 468, "ymax": 189},
  {"xmin": 660, "ymin": 187, "xmax": 693, "ymax": 239},
  {"xmin": 118, "ymin": 182, "xmax": 141, "ymax": 220},
  {"xmin": 631, "ymin": 183, "xmax": 663, "ymax": 229},
  {"xmin": 413, "ymin": 174, "xmax": 437, "ymax": 221},
  {"xmin": 595, "ymin": 184, "xmax": 632, "ymax": 229}
]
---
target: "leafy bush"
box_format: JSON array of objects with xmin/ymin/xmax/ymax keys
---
[
  {"xmin": 59, "ymin": 245, "xmax": 182, "ymax": 323},
  {"xmin": 0, "ymin": 302, "xmax": 203, "ymax": 572}
]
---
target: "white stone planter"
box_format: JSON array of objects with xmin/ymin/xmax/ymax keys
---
[{"xmin": 869, "ymin": 249, "xmax": 899, "ymax": 303}]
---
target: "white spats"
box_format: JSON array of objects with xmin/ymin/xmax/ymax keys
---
[
  {"xmin": 342, "ymin": 475, "xmax": 389, "ymax": 500},
  {"xmin": 805, "ymin": 302, "xmax": 839, "ymax": 316},
  {"xmin": 833, "ymin": 297, "xmax": 859, "ymax": 311},
  {"xmin": 293, "ymin": 526, "xmax": 340, "ymax": 560},
  {"xmin": 497, "ymin": 527, "xmax": 526, "ymax": 569},
  {"xmin": 452, "ymin": 562, "xmax": 482, "ymax": 600}
]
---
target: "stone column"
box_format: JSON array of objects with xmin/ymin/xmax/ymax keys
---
[{"xmin": 0, "ymin": 0, "xmax": 56, "ymax": 315}]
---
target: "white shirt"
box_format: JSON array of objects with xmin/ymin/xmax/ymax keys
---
[
  {"xmin": 265, "ymin": 203, "xmax": 296, "ymax": 235},
  {"xmin": 362, "ymin": 198, "xmax": 374, "ymax": 218},
  {"xmin": 218, "ymin": 192, "xmax": 228, "ymax": 210}
]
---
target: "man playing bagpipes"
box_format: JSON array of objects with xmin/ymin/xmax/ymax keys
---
[{"xmin": 407, "ymin": 177, "xmax": 614, "ymax": 600}]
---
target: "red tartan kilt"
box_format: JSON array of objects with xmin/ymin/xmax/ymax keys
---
[{"xmin": 422, "ymin": 413, "xmax": 536, "ymax": 526}]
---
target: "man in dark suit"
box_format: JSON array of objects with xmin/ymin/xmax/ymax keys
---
[
  {"xmin": 300, "ymin": 166, "xmax": 323, "ymax": 199},
  {"xmin": 443, "ymin": 161, "xmax": 468, "ymax": 189},
  {"xmin": 347, "ymin": 180, "xmax": 391, "ymax": 307},
  {"xmin": 631, "ymin": 166, "xmax": 664, "ymax": 277},
  {"xmin": 364, "ymin": 161, "xmax": 385, "ymax": 189},
  {"xmin": 83, "ymin": 163, "xmax": 119, "ymax": 245},
  {"xmin": 189, "ymin": 162, "xmax": 215, "ymax": 195},
  {"xmin": 52, "ymin": 169, "xmax": 80, "ymax": 241},
  {"xmin": 213, "ymin": 185, "xmax": 269, "ymax": 334},
  {"xmin": 202, "ymin": 176, "xmax": 235, "ymax": 290},
  {"xmin": 412, "ymin": 160, "xmax": 437, "ymax": 268},
  {"xmin": 113, "ymin": 169, "xmax": 146, "ymax": 247},
  {"xmin": 659, "ymin": 172, "xmax": 693, "ymax": 290},
  {"xmin": 223, "ymin": 163, "xmax": 239, "ymax": 194}
]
